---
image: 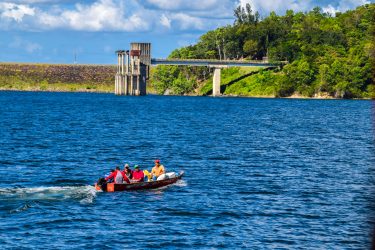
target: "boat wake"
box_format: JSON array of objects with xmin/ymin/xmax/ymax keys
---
[
  {"xmin": 174, "ymin": 179, "xmax": 187, "ymax": 187},
  {"xmin": 150, "ymin": 179, "xmax": 187, "ymax": 192},
  {"xmin": 0, "ymin": 185, "xmax": 98, "ymax": 205}
]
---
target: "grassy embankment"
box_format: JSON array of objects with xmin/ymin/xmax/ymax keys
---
[
  {"xmin": 199, "ymin": 67, "xmax": 374, "ymax": 98},
  {"xmin": 199, "ymin": 67, "xmax": 280, "ymax": 97},
  {"xmin": 0, "ymin": 63, "xmax": 116, "ymax": 92}
]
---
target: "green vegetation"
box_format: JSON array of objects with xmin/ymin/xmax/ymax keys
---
[
  {"xmin": 199, "ymin": 67, "xmax": 259, "ymax": 95},
  {"xmin": 152, "ymin": 4, "xmax": 375, "ymax": 98},
  {"xmin": 0, "ymin": 63, "xmax": 115, "ymax": 93},
  {"xmin": 151, "ymin": 65, "xmax": 204, "ymax": 95}
]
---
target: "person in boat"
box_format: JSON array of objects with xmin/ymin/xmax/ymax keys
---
[
  {"xmin": 132, "ymin": 165, "xmax": 144, "ymax": 182},
  {"xmin": 104, "ymin": 169, "xmax": 115, "ymax": 183},
  {"xmin": 124, "ymin": 164, "xmax": 133, "ymax": 179},
  {"xmin": 151, "ymin": 159, "xmax": 165, "ymax": 180},
  {"xmin": 105, "ymin": 166, "xmax": 130, "ymax": 184}
]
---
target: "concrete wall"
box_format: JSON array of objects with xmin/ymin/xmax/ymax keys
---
[{"xmin": 0, "ymin": 63, "xmax": 116, "ymax": 85}]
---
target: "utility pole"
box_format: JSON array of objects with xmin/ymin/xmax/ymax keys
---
[{"xmin": 74, "ymin": 50, "xmax": 77, "ymax": 64}]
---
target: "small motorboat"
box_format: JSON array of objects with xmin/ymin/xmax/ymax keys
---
[{"xmin": 95, "ymin": 171, "xmax": 184, "ymax": 192}]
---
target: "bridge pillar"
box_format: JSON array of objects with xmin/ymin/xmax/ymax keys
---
[
  {"xmin": 115, "ymin": 74, "xmax": 118, "ymax": 95},
  {"xmin": 213, "ymin": 68, "xmax": 221, "ymax": 97},
  {"xmin": 120, "ymin": 52, "xmax": 125, "ymax": 95},
  {"xmin": 115, "ymin": 51, "xmax": 126, "ymax": 95}
]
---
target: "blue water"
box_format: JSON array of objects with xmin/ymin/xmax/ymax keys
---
[{"xmin": 0, "ymin": 92, "xmax": 374, "ymax": 249}]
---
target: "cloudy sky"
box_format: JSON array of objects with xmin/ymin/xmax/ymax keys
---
[{"xmin": 0, "ymin": 0, "xmax": 372, "ymax": 64}]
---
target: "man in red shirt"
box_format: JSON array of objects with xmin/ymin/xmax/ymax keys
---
[
  {"xmin": 132, "ymin": 165, "xmax": 144, "ymax": 182},
  {"xmin": 105, "ymin": 166, "xmax": 130, "ymax": 184}
]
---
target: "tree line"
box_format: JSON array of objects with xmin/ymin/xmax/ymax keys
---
[{"xmin": 152, "ymin": 3, "xmax": 374, "ymax": 98}]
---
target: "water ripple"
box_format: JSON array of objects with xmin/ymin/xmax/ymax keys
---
[{"xmin": 0, "ymin": 92, "xmax": 373, "ymax": 249}]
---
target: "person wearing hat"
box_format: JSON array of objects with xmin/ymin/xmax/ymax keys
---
[
  {"xmin": 123, "ymin": 164, "xmax": 133, "ymax": 179},
  {"xmin": 151, "ymin": 159, "xmax": 165, "ymax": 180},
  {"xmin": 132, "ymin": 165, "xmax": 144, "ymax": 182}
]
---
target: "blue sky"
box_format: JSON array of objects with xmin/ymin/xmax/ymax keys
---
[{"xmin": 0, "ymin": 0, "xmax": 372, "ymax": 64}]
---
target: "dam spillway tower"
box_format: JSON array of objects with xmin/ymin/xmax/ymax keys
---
[{"xmin": 115, "ymin": 42, "xmax": 151, "ymax": 95}]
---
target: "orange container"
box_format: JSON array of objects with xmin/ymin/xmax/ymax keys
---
[{"xmin": 107, "ymin": 183, "xmax": 115, "ymax": 192}]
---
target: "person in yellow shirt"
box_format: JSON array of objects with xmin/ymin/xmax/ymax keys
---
[{"xmin": 151, "ymin": 159, "xmax": 165, "ymax": 180}]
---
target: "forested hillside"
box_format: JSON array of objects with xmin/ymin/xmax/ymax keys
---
[{"xmin": 151, "ymin": 4, "xmax": 374, "ymax": 98}]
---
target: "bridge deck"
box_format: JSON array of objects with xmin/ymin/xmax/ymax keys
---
[{"xmin": 151, "ymin": 58, "xmax": 284, "ymax": 67}]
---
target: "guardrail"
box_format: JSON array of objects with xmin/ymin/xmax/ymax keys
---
[{"xmin": 151, "ymin": 58, "xmax": 287, "ymax": 67}]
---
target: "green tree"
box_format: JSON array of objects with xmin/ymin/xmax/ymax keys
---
[
  {"xmin": 243, "ymin": 40, "xmax": 258, "ymax": 58},
  {"xmin": 152, "ymin": 3, "xmax": 374, "ymax": 98}
]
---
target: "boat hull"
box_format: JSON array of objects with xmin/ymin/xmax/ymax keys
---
[{"xmin": 95, "ymin": 171, "xmax": 184, "ymax": 192}]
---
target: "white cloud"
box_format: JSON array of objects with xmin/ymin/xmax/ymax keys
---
[
  {"xmin": 144, "ymin": 0, "xmax": 222, "ymax": 11},
  {"xmin": 0, "ymin": 0, "xmax": 232, "ymax": 32},
  {"xmin": 335, "ymin": 0, "xmax": 371, "ymax": 11},
  {"xmin": 0, "ymin": 0, "xmax": 371, "ymax": 33},
  {"xmin": 322, "ymin": 5, "xmax": 338, "ymax": 15},
  {"xmin": 0, "ymin": 0, "xmax": 150, "ymax": 31},
  {"xmin": 43, "ymin": 0, "xmax": 149, "ymax": 31},
  {"xmin": 60, "ymin": 0, "xmax": 124, "ymax": 31},
  {"xmin": 322, "ymin": 0, "xmax": 371, "ymax": 15},
  {"xmin": 8, "ymin": 0, "xmax": 63, "ymax": 3},
  {"xmin": 142, "ymin": 0, "xmax": 236, "ymax": 19},
  {"xmin": 9, "ymin": 37, "xmax": 42, "ymax": 53},
  {"xmin": 160, "ymin": 14, "xmax": 171, "ymax": 29},
  {"xmin": 0, "ymin": 2, "xmax": 35, "ymax": 22},
  {"xmin": 170, "ymin": 13, "xmax": 205, "ymax": 30},
  {"xmin": 238, "ymin": 0, "xmax": 372, "ymax": 16},
  {"xmin": 25, "ymin": 41, "xmax": 41, "ymax": 53},
  {"xmin": 9, "ymin": 0, "xmax": 81, "ymax": 3},
  {"xmin": 238, "ymin": 0, "xmax": 313, "ymax": 14}
]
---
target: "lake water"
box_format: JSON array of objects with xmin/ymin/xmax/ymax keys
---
[{"xmin": 0, "ymin": 91, "xmax": 374, "ymax": 249}]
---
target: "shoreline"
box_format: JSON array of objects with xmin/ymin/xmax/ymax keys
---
[
  {"xmin": 0, "ymin": 88, "xmax": 372, "ymax": 100},
  {"xmin": 0, "ymin": 62, "xmax": 372, "ymax": 100},
  {"xmin": 0, "ymin": 88, "xmax": 112, "ymax": 94}
]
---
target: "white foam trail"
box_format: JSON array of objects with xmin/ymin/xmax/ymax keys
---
[
  {"xmin": 150, "ymin": 179, "xmax": 188, "ymax": 193},
  {"xmin": 174, "ymin": 179, "xmax": 187, "ymax": 187},
  {"xmin": 0, "ymin": 185, "xmax": 98, "ymax": 204}
]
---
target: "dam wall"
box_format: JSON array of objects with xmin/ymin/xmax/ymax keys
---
[{"xmin": 0, "ymin": 63, "xmax": 116, "ymax": 91}]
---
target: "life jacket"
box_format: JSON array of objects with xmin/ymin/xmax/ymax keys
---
[{"xmin": 115, "ymin": 171, "xmax": 124, "ymax": 184}]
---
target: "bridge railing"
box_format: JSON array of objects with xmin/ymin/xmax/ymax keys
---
[{"xmin": 151, "ymin": 58, "xmax": 288, "ymax": 65}]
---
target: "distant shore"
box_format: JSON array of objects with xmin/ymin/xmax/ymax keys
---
[
  {"xmin": 0, "ymin": 63, "xmax": 372, "ymax": 99},
  {"xmin": 1, "ymin": 88, "xmax": 372, "ymax": 100}
]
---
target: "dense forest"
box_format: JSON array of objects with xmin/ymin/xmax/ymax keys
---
[{"xmin": 151, "ymin": 4, "xmax": 374, "ymax": 98}]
